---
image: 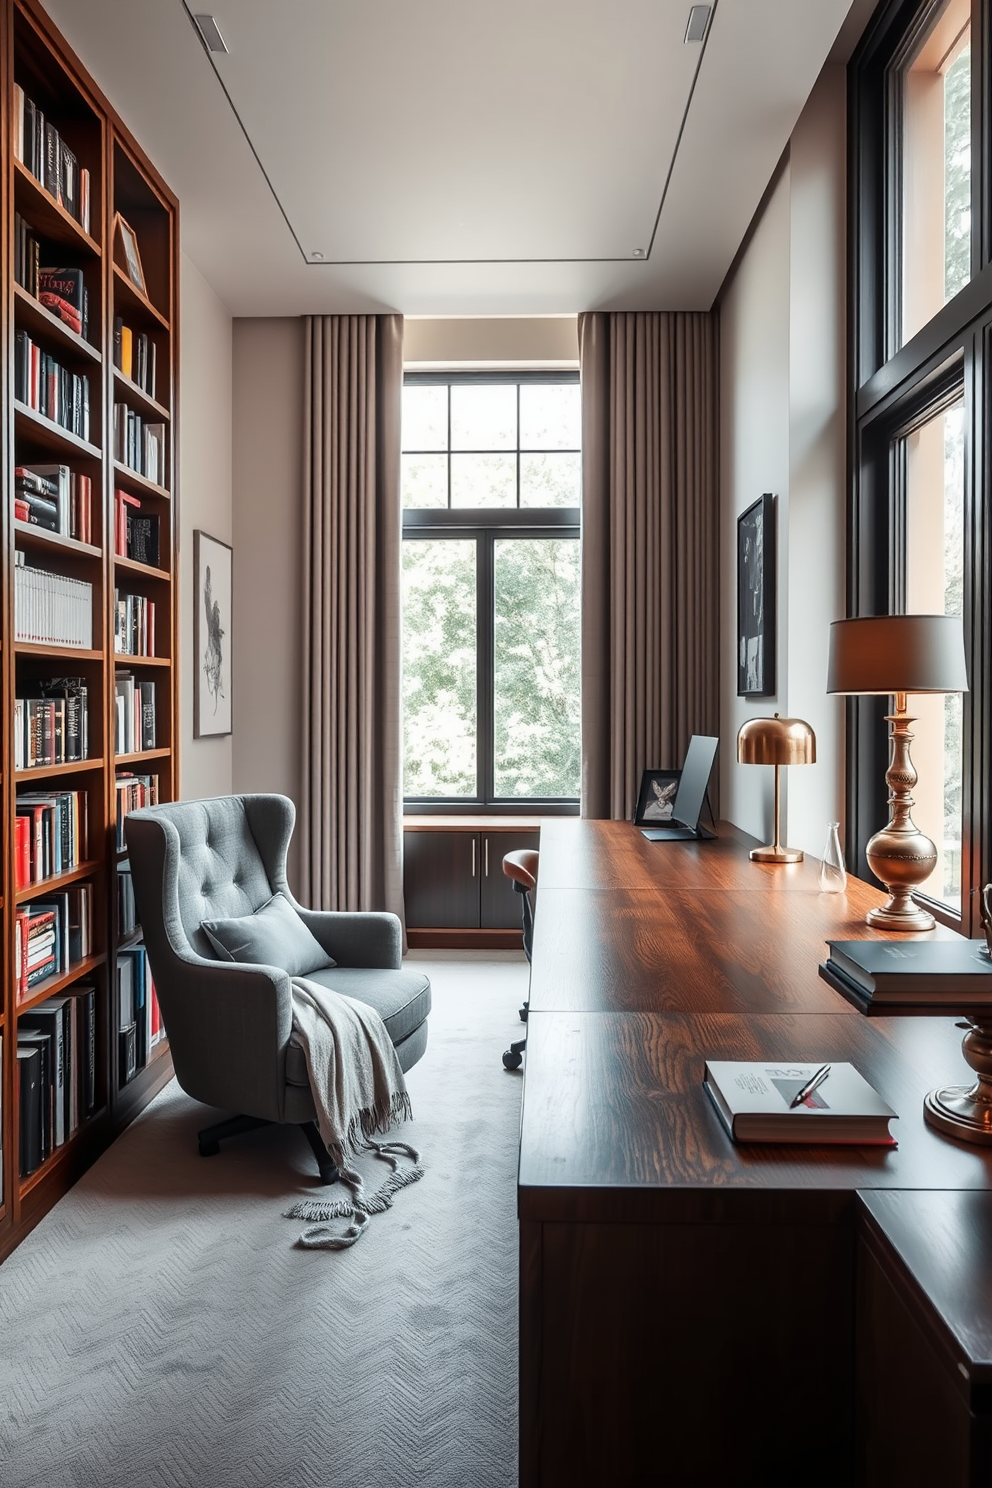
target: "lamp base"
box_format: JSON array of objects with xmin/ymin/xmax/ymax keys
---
[
  {"xmin": 749, "ymin": 844, "xmax": 804, "ymax": 864},
  {"xmin": 924, "ymin": 1087, "xmax": 992, "ymax": 1145},
  {"xmin": 922, "ymin": 1018, "xmax": 992, "ymax": 1146},
  {"xmin": 865, "ymin": 898, "xmax": 936, "ymax": 932}
]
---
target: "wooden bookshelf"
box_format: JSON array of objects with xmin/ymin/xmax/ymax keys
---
[{"xmin": 1, "ymin": 0, "xmax": 178, "ymax": 1261}]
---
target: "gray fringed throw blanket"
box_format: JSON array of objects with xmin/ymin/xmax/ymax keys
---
[{"xmin": 283, "ymin": 978, "xmax": 423, "ymax": 1249}]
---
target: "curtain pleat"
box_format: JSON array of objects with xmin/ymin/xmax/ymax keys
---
[
  {"xmin": 301, "ymin": 314, "xmax": 405, "ymax": 925},
  {"xmin": 579, "ymin": 310, "xmax": 719, "ymax": 821}
]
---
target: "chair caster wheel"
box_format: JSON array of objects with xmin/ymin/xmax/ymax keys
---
[
  {"xmin": 198, "ymin": 1139, "xmax": 220, "ymax": 1157},
  {"xmin": 503, "ymin": 1048, "xmax": 523, "ymax": 1070},
  {"xmin": 519, "ymin": 1004, "xmax": 529, "ymax": 1023}
]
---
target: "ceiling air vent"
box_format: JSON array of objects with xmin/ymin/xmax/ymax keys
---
[
  {"xmin": 684, "ymin": 6, "xmax": 712, "ymax": 43},
  {"xmin": 193, "ymin": 14, "xmax": 229, "ymax": 55}
]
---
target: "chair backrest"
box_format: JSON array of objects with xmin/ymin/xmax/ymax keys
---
[{"xmin": 125, "ymin": 794, "xmax": 295, "ymax": 963}]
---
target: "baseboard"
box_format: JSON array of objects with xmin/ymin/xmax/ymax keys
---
[{"xmin": 407, "ymin": 928, "xmax": 524, "ymax": 950}]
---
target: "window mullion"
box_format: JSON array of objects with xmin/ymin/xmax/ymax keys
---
[{"xmin": 478, "ymin": 531, "xmax": 495, "ymax": 805}]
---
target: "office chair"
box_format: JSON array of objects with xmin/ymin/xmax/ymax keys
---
[{"xmin": 502, "ymin": 848, "xmax": 538, "ymax": 1070}]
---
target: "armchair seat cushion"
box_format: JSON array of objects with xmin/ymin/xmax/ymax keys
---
[{"xmin": 285, "ymin": 966, "xmax": 432, "ymax": 1087}]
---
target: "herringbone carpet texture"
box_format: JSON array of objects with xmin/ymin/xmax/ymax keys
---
[{"xmin": 0, "ymin": 952, "xmax": 528, "ymax": 1488}]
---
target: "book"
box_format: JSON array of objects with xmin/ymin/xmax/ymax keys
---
[
  {"xmin": 702, "ymin": 1060, "xmax": 897, "ymax": 1145},
  {"xmin": 16, "ymin": 1045, "xmax": 43, "ymax": 1176},
  {"xmin": 825, "ymin": 939, "xmax": 992, "ymax": 1001}
]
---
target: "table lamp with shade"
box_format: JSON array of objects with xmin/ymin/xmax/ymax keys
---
[
  {"xmin": 826, "ymin": 614, "xmax": 969, "ymax": 932},
  {"xmin": 736, "ymin": 714, "xmax": 816, "ymax": 863}
]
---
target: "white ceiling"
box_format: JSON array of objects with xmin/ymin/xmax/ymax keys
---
[{"xmin": 44, "ymin": 0, "xmax": 867, "ymax": 317}]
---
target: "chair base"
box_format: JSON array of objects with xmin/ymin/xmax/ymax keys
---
[
  {"xmin": 519, "ymin": 1000, "xmax": 529, "ymax": 1023},
  {"xmin": 503, "ymin": 1037, "xmax": 526, "ymax": 1071},
  {"xmin": 197, "ymin": 1113, "xmax": 340, "ymax": 1185}
]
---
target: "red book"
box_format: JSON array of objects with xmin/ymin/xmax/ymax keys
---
[
  {"xmin": 15, "ymin": 813, "xmax": 31, "ymax": 889},
  {"xmin": 115, "ymin": 489, "xmax": 139, "ymax": 556}
]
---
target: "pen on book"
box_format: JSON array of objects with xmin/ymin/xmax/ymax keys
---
[{"xmin": 790, "ymin": 1064, "xmax": 831, "ymax": 1108}]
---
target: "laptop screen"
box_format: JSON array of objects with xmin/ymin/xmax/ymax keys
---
[{"xmin": 671, "ymin": 736, "xmax": 719, "ymax": 828}]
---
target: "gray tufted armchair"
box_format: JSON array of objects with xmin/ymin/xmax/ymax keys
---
[{"xmin": 124, "ymin": 794, "xmax": 430, "ymax": 1182}]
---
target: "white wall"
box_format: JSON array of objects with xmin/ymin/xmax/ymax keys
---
[
  {"xmin": 230, "ymin": 317, "xmax": 305, "ymax": 815},
  {"xmin": 179, "ymin": 252, "xmax": 234, "ymax": 800},
  {"xmin": 719, "ymin": 65, "xmax": 847, "ymax": 856}
]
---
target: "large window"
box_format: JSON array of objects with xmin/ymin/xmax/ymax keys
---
[
  {"xmin": 896, "ymin": 0, "xmax": 972, "ymax": 346},
  {"xmin": 401, "ymin": 374, "xmax": 581, "ymax": 810},
  {"xmin": 852, "ymin": 0, "xmax": 991, "ymax": 933}
]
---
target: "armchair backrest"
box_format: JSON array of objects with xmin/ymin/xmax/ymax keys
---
[{"xmin": 125, "ymin": 794, "xmax": 296, "ymax": 963}]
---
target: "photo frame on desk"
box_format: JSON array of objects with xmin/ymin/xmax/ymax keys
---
[
  {"xmin": 633, "ymin": 769, "xmax": 682, "ymax": 826},
  {"xmin": 114, "ymin": 213, "xmax": 146, "ymax": 296},
  {"xmin": 194, "ymin": 530, "xmax": 232, "ymax": 737},
  {"xmin": 737, "ymin": 492, "xmax": 776, "ymax": 697}
]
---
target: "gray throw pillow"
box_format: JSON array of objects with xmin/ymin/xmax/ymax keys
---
[{"xmin": 202, "ymin": 892, "xmax": 336, "ymax": 975}]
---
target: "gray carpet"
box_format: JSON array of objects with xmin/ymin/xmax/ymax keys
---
[{"xmin": 0, "ymin": 952, "xmax": 528, "ymax": 1488}]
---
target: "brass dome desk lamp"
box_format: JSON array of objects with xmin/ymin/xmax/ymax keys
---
[{"xmin": 736, "ymin": 714, "xmax": 816, "ymax": 863}]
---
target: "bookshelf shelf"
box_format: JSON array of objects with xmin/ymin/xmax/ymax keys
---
[
  {"xmin": 13, "ymin": 520, "xmax": 101, "ymax": 558},
  {"xmin": 13, "ymin": 284, "xmax": 102, "ymax": 364},
  {"xmin": 15, "ymin": 954, "xmax": 106, "ymax": 1016},
  {"xmin": 14, "ymin": 644, "xmax": 102, "ymax": 660},
  {"xmin": 112, "ymin": 652, "xmax": 170, "ymax": 667},
  {"xmin": 112, "ymin": 368, "xmax": 169, "ymax": 423},
  {"xmin": 113, "ymin": 553, "xmax": 169, "ymax": 582},
  {"xmin": 13, "ymin": 158, "xmax": 102, "ymax": 258},
  {"xmin": 115, "ymin": 748, "xmax": 170, "ymax": 765},
  {"xmin": 112, "ymin": 461, "xmax": 169, "ymax": 500},
  {"xmin": 15, "ymin": 758, "xmax": 105, "ymax": 781},
  {"xmin": 112, "ymin": 262, "xmax": 169, "ymax": 330},
  {"xmin": 14, "ymin": 401, "xmax": 101, "ymax": 459},
  {"xmin": 15, "ymin": 860, "xmax": 103, "ymax": 904},
  {"xmin": 3, "ymin": 0, "xmax": 178, "ymax": 1262}
]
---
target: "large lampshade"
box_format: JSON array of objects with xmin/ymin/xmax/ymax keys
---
[{"xmin": 827, "ymin": 615, "xmax": 969, "ymax": 696}]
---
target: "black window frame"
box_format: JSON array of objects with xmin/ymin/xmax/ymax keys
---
[
  {"xmin": 850, "ymin": 0, "xmax": 992, "ymax": 933},
  {"xmin": 401, "ymin": 371, "xmax": 581, "ymax": 817}
]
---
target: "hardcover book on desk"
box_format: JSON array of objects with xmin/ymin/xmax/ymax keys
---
[
  {"xmin": 703, "ymin": 1060, "xmax": 897, "ymax": 1145},
  {"xmin": 823, "ymin": 939, "xmax": 992, "ymax": 1009}
]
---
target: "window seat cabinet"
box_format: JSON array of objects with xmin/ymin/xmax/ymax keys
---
[{"xmin": 402, "ymin": 819, "xmax": 545, "ymax": 948}]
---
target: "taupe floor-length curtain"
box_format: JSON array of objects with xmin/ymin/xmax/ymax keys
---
[
  {"xmin": 579, "ymin": 311, "xmax": 719, "ymax": 820},
  {"xmin": 301, "ymin": 315, "xmax": 405, "ymax": 923}
]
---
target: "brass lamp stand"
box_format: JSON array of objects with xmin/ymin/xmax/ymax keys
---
[
  {"xmin": 864, "ymin": 693, "xmax": 938, "ymax": 932},
  {"xmin": 737, "ymin": 714, "xmax": 816, "ymax": 863}
]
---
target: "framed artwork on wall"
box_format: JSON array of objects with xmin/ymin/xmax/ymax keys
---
[
  {"xmin": 737, "ymin": 492, "xmax": 776, "ymax": 698},
  {"xmin": 194, "ymin": 530, "xmax": 232, "ymax": 737}
]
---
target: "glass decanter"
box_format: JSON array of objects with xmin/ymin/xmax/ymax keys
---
[{"xmin": 819, "ymin": 822, "xmax": 847, "ymax": 893}]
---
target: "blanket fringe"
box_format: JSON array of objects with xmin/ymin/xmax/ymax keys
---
[{"xmin": 284, "ymin": 1141, "xmax": 424, "ymax": 1250}]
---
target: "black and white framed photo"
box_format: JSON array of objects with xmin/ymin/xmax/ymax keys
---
[
  {"xmin": 737, "ymin": 492, "xmax": 776, "ymax": 697},
  {"xmin": 633, "ymin": 769, "xmax": 682, "ymax": 826},
  {"xmin": 194, "ymin": 530, "xmax": 232, "ymax": 737}
]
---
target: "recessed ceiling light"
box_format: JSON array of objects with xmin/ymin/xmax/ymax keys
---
[
  {"xmin": 684, "ymin": 5, "xmax": 711, "ymax": 43},
  {"xmin": 193, "ymin": 14, "xmax": 229, "ymax": 54},
  {"xmin": 632, "ymin": 248, "xmax": 645, "ymax": 258},
  {"xmin": 310, "ymin": 252, "xmax": 325, "ymax": 261}
]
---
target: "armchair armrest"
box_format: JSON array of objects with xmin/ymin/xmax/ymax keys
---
[
  {"xmin": 294, "ymin": 909, "xmax": 402, "ymax": 969},
  {"xmin": 154, "ymin": 949, "xmax": 297, "ymax": 1123}
]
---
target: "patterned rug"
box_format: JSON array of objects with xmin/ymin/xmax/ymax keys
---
[{"xmin": 0, "ymin": 952, "xmax": 528, "ymax": 1488}]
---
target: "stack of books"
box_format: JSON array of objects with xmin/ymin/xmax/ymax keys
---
[
  {"xmin": 819, "ymin": 939, "xmax": 992, "ymax": 1014},
  {"xmin": 15, "ymin": 464, "xmax": 93, "ymax": 541},
  {"xmin": 12, "ymin": 86, "xmax": 92, "ymax": 234}
]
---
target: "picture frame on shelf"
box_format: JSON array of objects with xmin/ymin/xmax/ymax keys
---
[
  {"xmin": 194, "ymin": 530, "xmax": 232, "ymax": 737},
  {"xmin": 115, "ymin": 213, "xmax": 146, "ymax": 296},
  {"xmin": 633, "ymin": 769, "xmax": 682, "ymax": 826},
  {"xmin": 737, "ymin": 492, "xmax": 776, "ymax": 698}
]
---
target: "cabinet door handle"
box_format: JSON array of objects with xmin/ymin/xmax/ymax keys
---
[
  {"xmin": 471, "ymin": 838, "xmax": 476, "ymax": 877},
  {"xmin": 484, "ymin": 837, "xmax": 490, "ymax": 877}
]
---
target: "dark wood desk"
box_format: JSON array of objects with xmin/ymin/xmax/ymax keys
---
[{"xmin": 518, "ymin": 821, "xmax": 992, "ymax": 1488}]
